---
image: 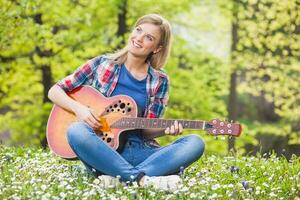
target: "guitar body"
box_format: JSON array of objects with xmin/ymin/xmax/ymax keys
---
[{"xmin": 46, "ymin": 86, "xmax": 138, "ymax": 159}]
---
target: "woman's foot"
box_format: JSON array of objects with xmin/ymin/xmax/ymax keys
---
[
  {"xmin": 140, "ymin": 175, "xmax": 182, "ymax": 192},
  {"xmin": 96, "ymin": 175, "xmax": 120, "ymax": 188}
]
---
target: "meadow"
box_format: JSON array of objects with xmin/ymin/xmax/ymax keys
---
[{"xmin": 0, "ymin": 146, "xmax": 299, "ymax": 200}]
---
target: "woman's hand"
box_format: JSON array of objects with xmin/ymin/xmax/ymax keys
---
[
  {"xmin": 73, "ymin": 103, "xmax": 102, "ymax": 130},
  {"xmin": 164, "ymin": 120, "xmax": 183, "ymax": 136}
]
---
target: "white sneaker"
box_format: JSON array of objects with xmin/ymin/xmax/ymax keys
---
[
  {"xmin": 95, "ymin": 175, "xmax": 121, "ymax": 188},
  {"xmin": 143, "ymin": 175, "xmax": 182, "ymax": 192}
]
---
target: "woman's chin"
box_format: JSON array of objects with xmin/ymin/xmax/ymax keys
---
[{"xmin": 128, "ymin": 50, "xmax": 148, "ymax": 58}]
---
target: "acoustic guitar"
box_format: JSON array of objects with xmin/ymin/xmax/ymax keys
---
[{"xmin": 46, "ymin": 85, "xmax": 242, "ymax": 159}]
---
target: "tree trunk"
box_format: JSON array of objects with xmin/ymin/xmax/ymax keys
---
[
  {"xmin": 33, "ymin": 14, "xmax": 54, "ymax": 148},
  {"xmin": 228, "ymin": 71, "xmax": 237, "ymax": 152},
  {"xmin": 40, "ymin": 64, "xmax": 53, "ymax": 148},
  {"xmin": 41, "ymin": 65, "xmax": 53, "ymax": 103},
  {"xmin": 116, "ymin": 0, "xmax": 127, "ymax": 47},
  {"xmin": 228, "ymin": 4, "xmax": 239, "ymax": 152}
]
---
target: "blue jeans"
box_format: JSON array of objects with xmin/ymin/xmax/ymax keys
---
[{"xmin": 67, "ymin": 122, "xmax": 205, "ymax": 182}]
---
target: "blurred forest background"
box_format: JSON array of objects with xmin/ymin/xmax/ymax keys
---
[{"xmin": 0, "ymin": 0, "xmax": 299, "ymax": 158}]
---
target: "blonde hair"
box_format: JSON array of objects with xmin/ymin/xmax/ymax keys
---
[{"xmin": 108, "ymin": 14, "xmax": 172, "ymax": 70}]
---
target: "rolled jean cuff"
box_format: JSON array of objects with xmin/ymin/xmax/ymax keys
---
[{"xmin": 135, "ymin": 172, "xmax": 145, "ymax": 185}]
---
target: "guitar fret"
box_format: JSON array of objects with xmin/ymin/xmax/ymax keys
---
[
  {"xmin": 112, "ymin": 118, "xmax": 207, "ymax": 130},
  {"xmin": 142, "ymin": 118, "xmax": 146, "ymax": 128},
  {"xmin": 190, "ymin": 121, "xmax": 195, "ymax": 129},
  {"xmin": 184, "ymin": 121, "xmax": 188, "ymax": 128},
  {"xmin": 158, "ymin": 119, "xmax": 162, "ymax": 128}
]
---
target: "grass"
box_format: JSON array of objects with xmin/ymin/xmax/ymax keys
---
[{"xmin": 0, "ymin": 146, "xmax": 299, "ymax": 200}]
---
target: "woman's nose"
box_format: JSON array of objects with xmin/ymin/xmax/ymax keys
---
[{"xmin": 135, "ymin": 33, "xmax": 144, "ymax": 42}]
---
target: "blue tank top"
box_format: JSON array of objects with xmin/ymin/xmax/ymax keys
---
[{"xmin": 111, "ymin": 64, "xmax": 147, "ymax": 117}]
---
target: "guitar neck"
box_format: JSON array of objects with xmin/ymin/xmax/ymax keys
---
[{"xmin": 111, "ymin": 117, "xmax": 207, "ymax": 130}]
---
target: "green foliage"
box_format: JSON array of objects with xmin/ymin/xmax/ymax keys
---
[
  {"xmin": 0, "ymin": 0, "xmax": 201, "ymax": 146},
  {"xmin": 234, "ymin": 0, "xmax": 300, "ymax": 121},
  {"xmin": 216, "ymin": 0, "xmax": 300, "ymax": 150},
  {"xmin": 0, "ymin": 146, "xmax": 299, "ymax": 199},
  {"xmin": 0, "ymin": 0, "xmax": 299, "ymax": 155}
]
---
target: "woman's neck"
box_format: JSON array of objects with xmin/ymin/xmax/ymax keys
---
[{"xmin": 124, "ymin": 53, "xmax": 149, "ymax": 79}]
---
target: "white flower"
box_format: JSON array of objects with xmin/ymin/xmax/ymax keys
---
[
  {"xmin": 262, "ymin": 183, "xmax": 269, "ymax": 187},
  {"xmin": 188, "ymin": 177, "xmax": 197, "ymax": 187},
  {"xmin": 93, "ymin": 178, "xmax": 100, "ymax": 184},
  {"xmin": 40, "ymin": 185, "xmax": 47, "ymax": 191},
  {"xmin": 209, "ymin": 193, "xmax": 218, "ymax": 199},
  {"xmin": 269, "ymin": 192, "xmax": 277, "ymax": 197},
  {"xmin": 190, "ymin": 193, "xmax": 197, "ymax": 198},
  {"xmin": 212, "ymin": 184, "xmax": 220, "ymax": 190},
  {"xmin": 59, "ymin": 192, "xmax": 66, "ymax": 198}
]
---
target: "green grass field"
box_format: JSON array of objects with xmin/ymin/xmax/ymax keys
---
[{"xmin": 0, "ymin": 146, "xmax": 299, "ymax": 199}]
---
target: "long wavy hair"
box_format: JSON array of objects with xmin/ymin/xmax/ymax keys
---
[{"xmin": 108, "ymin": 14, "xmax": 172, "ymax": 70}]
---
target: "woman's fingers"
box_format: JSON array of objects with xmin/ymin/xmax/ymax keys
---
[
  {"xmin": 89, "ymin": 110, "xmax": 102, "ymax": 129},
  {"xmin": 178, "ymin": 123, "xmax": 183, "ymax": 134},
  {"xmin": 165, "ymin": 121, "xmax": 184, "ymax": 136},
  {"xmin": 165, "ymin": 127, "xmax": 170, "ymax": 134},
  {"xmin": 174, "ymin": 120, "xmax": 179, "ymax": 135},
  {"xmin": 84, "ymin": 115, "xmax": 101, "ymax": 130},
  {"xmin": 170, "ymin": 123, "xmax": 175, "ymax": 134}
]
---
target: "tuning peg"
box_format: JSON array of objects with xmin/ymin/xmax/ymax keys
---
[
  {"xmin": 230, "ymin": 120, "xmax": 233, "ymax": 123},
  {"xmin": 214, "ymin": 136, "xmax": 218, "ymax": 140},
  {"xmin": 229, "ymin": 135, "xmax": 233, "ymax": 139}
]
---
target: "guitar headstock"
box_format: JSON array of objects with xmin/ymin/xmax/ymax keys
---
[{"xmin": 205, "ymin": 118, "xmax": 242, "ymax": 137}]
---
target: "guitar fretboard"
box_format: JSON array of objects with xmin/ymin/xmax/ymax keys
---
[{"xmin": 111, "ymin": 117, "xmax": 206, "ymax": 130}]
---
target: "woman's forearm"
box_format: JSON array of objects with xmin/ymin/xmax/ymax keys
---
[{"xmin": 47, "ymin": 84, "xmax": 81, "ymax": 113}]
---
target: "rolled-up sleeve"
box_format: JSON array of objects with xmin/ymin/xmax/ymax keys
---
[{"xmin": 56, "ymin": 56, "xmax": 102, "ymax": 92}]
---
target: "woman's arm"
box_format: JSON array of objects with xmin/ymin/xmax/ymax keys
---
[{"xmin": 48, "ymin": 85, "xmax": 101, "ymax": 129}]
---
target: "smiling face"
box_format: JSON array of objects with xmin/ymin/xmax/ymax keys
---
[{"xmin": 127, "ymin": 23, "xmax": 162, "ymax": 59}]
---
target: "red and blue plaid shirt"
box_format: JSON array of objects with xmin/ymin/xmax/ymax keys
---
[{"xmin": 57, "ymin": 55, "xmax": 169, "ymax": 146}]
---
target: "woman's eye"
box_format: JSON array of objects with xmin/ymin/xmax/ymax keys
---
[
  {"xmin": 146, "ymin": 35, "xmax": 153, "ymax": 41},
  {"xmin": 136, "ymin": 27, "xmax": 141, "ymax": 32}
]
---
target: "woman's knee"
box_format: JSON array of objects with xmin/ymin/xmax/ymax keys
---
[
  {"xmin": 185, "ymin": 134, "xmax": 205, "ymax": 156},
  {"xmin": 67, "ymin": 122, "xmax": 90, "ymax": 145}
]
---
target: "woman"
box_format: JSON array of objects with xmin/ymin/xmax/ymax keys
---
[{"xmin": 48, "ymin": 14, "xmax": 205, "ymax": 191}]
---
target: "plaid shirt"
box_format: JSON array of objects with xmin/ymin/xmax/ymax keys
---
[{"xmin": 57, "ymin": 55, "xmax": 169, "ymax": 146}]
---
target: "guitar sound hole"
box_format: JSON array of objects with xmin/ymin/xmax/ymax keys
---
[
  {"xmin": 114, "ymin": 104, "xmax": 118, "ymax": 108},
  {"xmin": 122, "ymin": 110, "xmax": 125, "ymax": 113},
  {"xmin": 107, "ymin": 138, "xmax": 112, "ymax": 143},
  {"xmin": 120, "ymin": 103, "xmax": 125, "ymax": 108}
]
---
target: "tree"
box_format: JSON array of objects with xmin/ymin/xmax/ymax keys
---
[{"xmin": 0, "ymin": 0, "xmax": 201, "ymax": 147}]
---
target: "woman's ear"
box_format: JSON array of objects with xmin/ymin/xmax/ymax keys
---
[{"xmin": 153, "ymin": 45, "xmax": 163, "ymax": 54}]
